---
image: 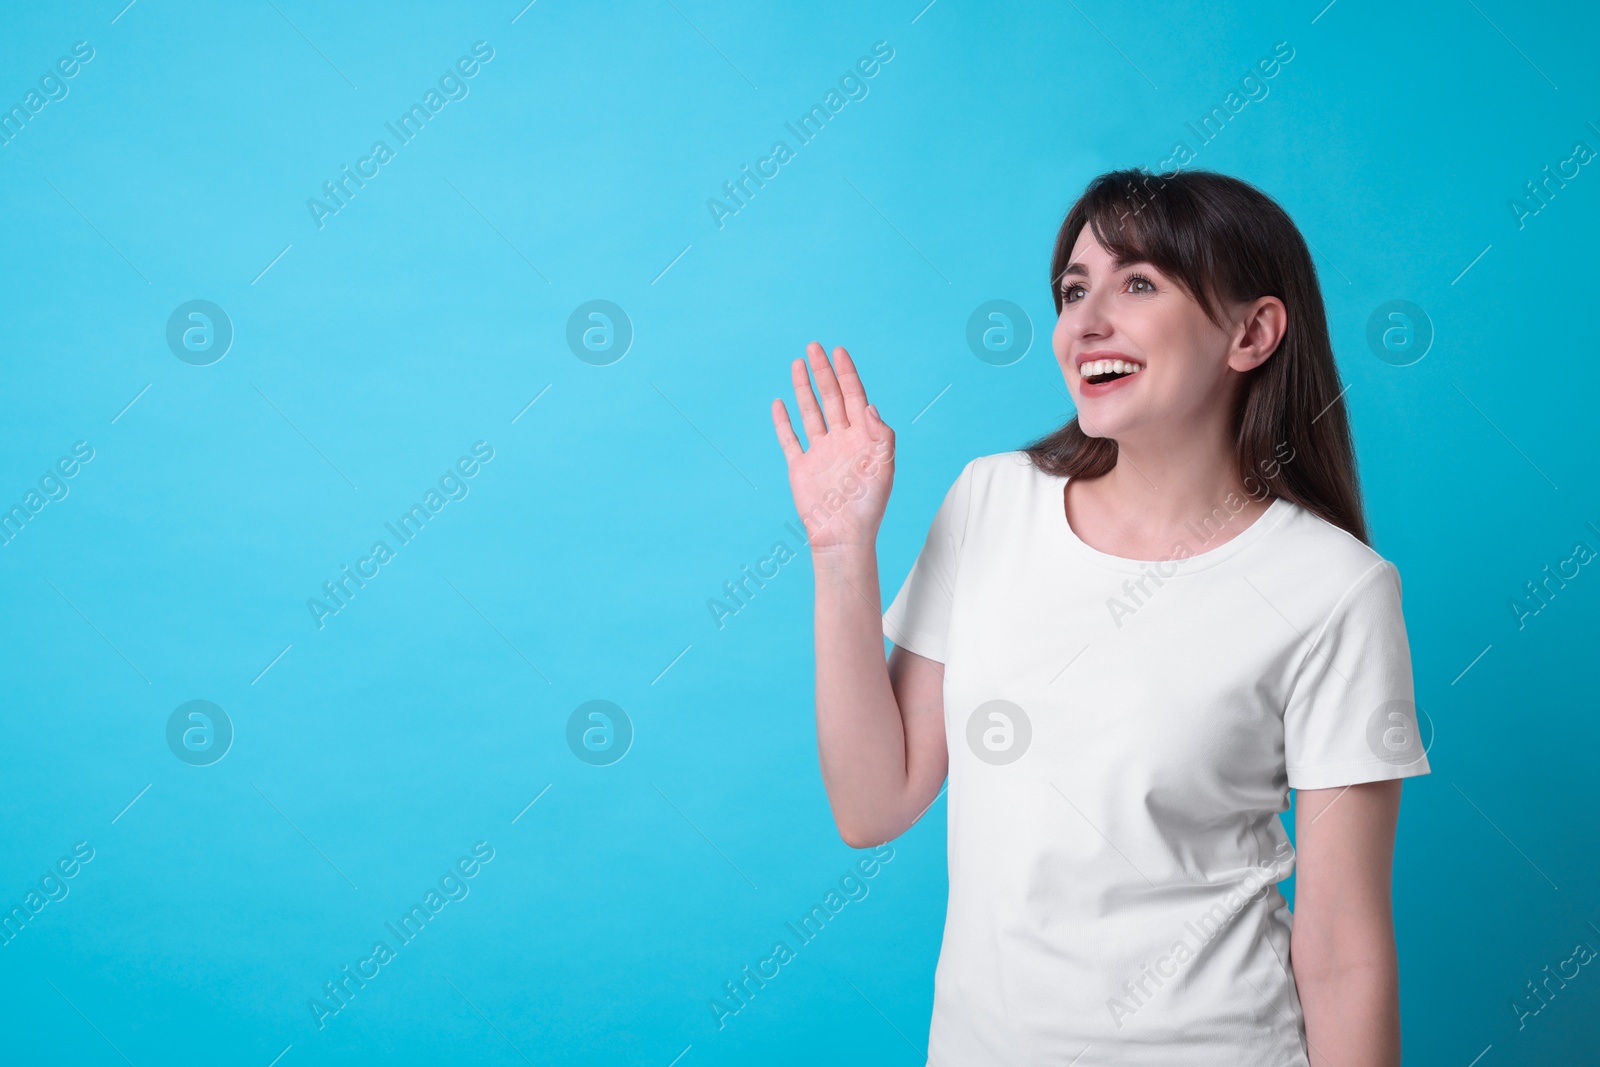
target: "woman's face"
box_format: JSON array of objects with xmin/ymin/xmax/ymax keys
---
[{"xmin": 1050, "ymin": 227, "xmax": 1275, "ymax": 446}]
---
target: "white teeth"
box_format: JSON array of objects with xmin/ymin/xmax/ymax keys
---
[{"xmin": 1079, "ymin": 358, "xmax": 1143, "ymax": 377}]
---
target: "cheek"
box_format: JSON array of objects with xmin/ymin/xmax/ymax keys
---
[{"xmin": 1050, "ymin": 313, "xmax": 1072, "ymax": 359}]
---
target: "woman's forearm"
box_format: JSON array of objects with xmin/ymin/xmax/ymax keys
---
[
  {"xmin": 811, "ymin": 542, "xmax": 916, "ymax": 847},
  {"xmin": 1295, "ymin": 941, "xmax": 1401, "ymax": 1065}
]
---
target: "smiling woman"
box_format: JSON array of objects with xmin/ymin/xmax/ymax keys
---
[
  {"xmin": 1031, "ymin": 167, "xmax": 1361, "ymax": 545},
  {"xmin": 774, "ymin": 167, "xmax": 1430, "ymax": 1067}
]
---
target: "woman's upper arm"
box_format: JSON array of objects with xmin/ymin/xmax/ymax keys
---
[
  {"xmin": 1291, "ymin": 780, "xmax": 1407, "ymax": 1066},
  {"xmin": 1290, "ymin": 779, "xmax": 1403, "ymax": 970},
  {"xmin": 886, "ymin": 642, "xmax": 950, "ymax": 833}
]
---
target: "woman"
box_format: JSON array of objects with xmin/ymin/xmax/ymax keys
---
[{"xmin": 770, "ymin": 168, "xmax": 1431, "ymax": 1065}]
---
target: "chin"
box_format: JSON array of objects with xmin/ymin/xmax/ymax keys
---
[
  {"xmin": 1073, "ymin": 407, "xmax": 1138, "ymax": 440},
  {"xmin": 1073, "ymin": 414, "xmax": 1116, "ymax": 439}
]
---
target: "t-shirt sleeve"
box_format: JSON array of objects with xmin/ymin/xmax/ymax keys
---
[
  {"xmin": 881, "ymin": 459, "xmax": 977, "ymax": 664},
  {"xmin": 1283, "ymin": 559, "xmax": 1432, "ymax": 790}
]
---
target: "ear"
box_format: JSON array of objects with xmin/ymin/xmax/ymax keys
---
[{"xmin": 1226, "ymin": 295, "xmax": 1287, "ymax": 373}]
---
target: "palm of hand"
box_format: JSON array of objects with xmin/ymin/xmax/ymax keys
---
[{"xmin": 771, "ymin": 342, "xmax": 896, "ymax": 551}]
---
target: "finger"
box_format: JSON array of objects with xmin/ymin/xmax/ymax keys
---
[
  {"xmin": 771, "ymin": 398, "xmax": 804, "ymax": 463},
  {"xmin": 831, "ymin": 345, "xmax": 870, "ymax": 427},
  {"xmin": 792, "ymin": 350, "xmax": 827, "ymax": 442},
  {"xmin": 808, "ymin": 340, "xmax": 850, "ymax": 432},
  {"xmin": 862, "ymin": 404, "xmax": 895, "ymax": 478},
  {"xmin": 866, "ymin": 402, "xmax": 893, "ymax": 440}
]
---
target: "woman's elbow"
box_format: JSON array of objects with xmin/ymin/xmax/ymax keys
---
[{"xmin": 835, "ymin": 817, "xmax": 899, "ymax": 850}]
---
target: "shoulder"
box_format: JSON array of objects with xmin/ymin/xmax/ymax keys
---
[
  {"xmin": 1267, "ymin": 498, "xmax": 1404, "ymax": 608},
  {"xmin": 930, "ymin": 450, "xmax": 1059, "ymax": 546},
  {"xmin": 937, "ymin": 450, "xmax": 1044, "ymax": 515},
  {"xmin": 915, "ymin": 451, "xmax": 1039, "ymax": 537},
  {"xmin": 958, "ymin": 449, "xmax": 1041, "ymax": 489}
]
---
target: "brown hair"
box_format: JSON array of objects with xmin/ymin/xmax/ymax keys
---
[{"xmin": 1020, "ymin": 167, "xmax": 1369, "ymax": 545}]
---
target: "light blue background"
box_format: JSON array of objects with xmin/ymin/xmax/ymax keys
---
[{"xmin": 2, "ymin": 1, "xmax": 1596, "ymax": 1063}]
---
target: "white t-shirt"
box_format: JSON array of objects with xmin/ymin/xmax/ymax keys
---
[{"xmin": 881, "ymin": 450, "xmax": 1431, "ymax": 1066}]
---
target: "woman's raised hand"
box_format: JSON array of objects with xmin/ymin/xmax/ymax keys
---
[{"xmin": 771, "ymin": 342, "xmax": 896, "ymax": 553}]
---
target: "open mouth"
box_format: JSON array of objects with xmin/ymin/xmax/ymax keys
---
[{"xmin": 1079, "ymin": 358, "xmax": 1144, "ymax": 385}]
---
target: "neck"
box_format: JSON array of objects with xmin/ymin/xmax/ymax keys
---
[{"xmin": 1098, "ymin": 426, "xmax": 1259, "ymax": 528}]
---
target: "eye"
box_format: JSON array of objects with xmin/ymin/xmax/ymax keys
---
[{"xmin": 1059, "ymin": 270, "xmax": 1158, "ymax": 305}]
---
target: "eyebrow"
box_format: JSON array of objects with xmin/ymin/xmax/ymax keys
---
[{"xmin": 1057, "ymin": 256, "xmax": 1147, "ymax": 283}]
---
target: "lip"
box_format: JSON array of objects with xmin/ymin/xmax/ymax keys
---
[
  {"xmin": 1072, "ymin": 350, "xmax": 1145, "ymax": 398},
  {"xmin": 1073, "ymin": 349, "xmax": 1141, "ymax": 371}
]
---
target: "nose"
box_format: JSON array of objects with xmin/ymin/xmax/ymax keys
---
[{"xmin": 1063, "ymin": 284, "xmax": 1113, "ymax": 346}]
